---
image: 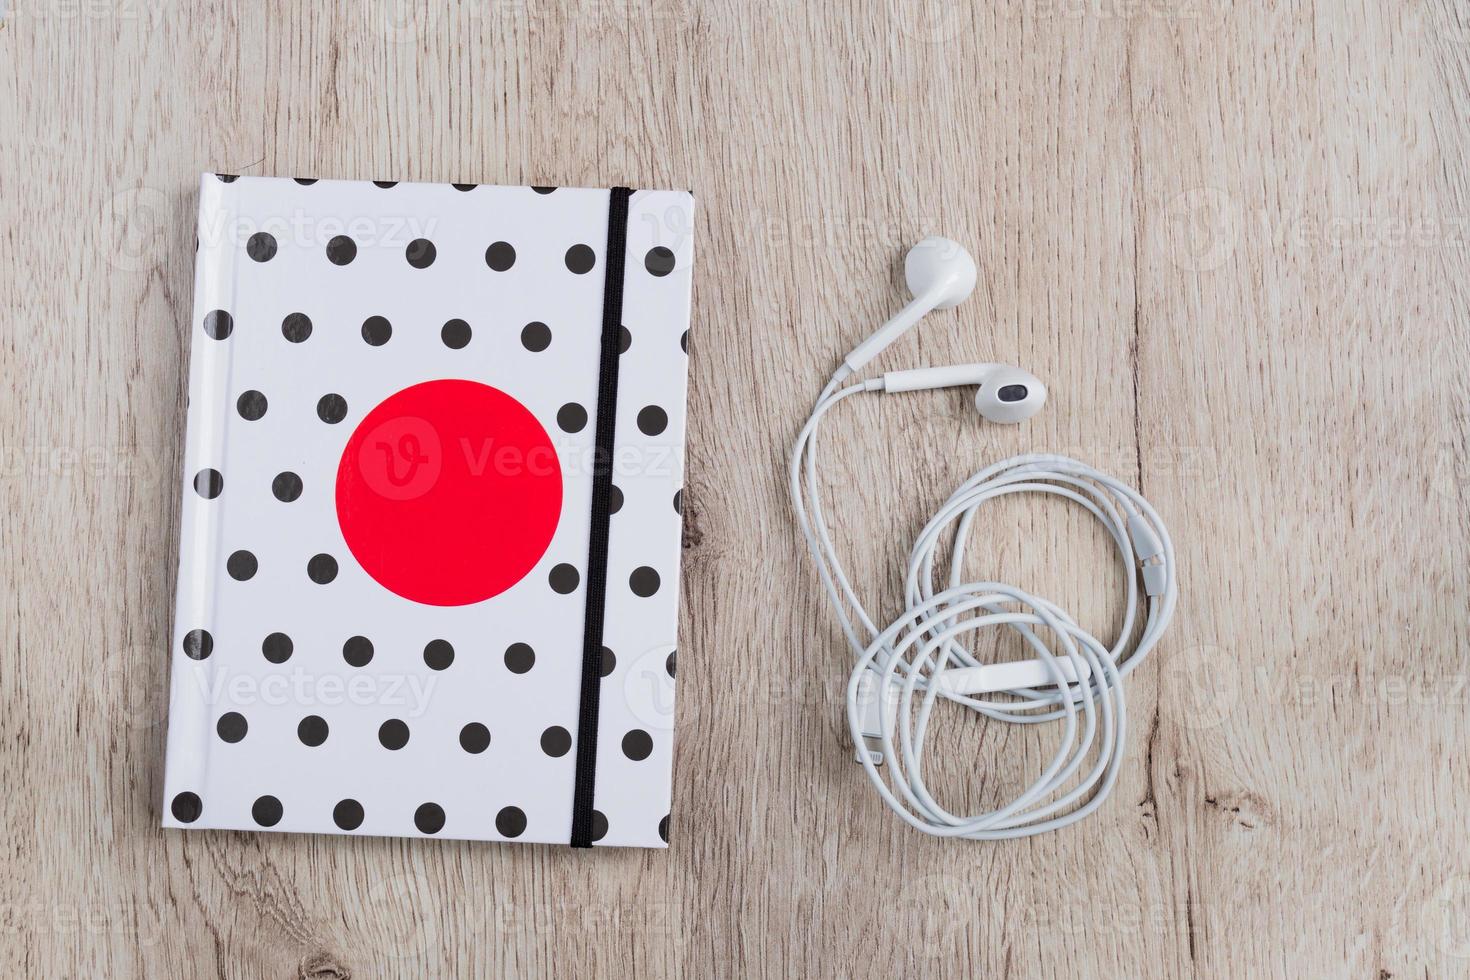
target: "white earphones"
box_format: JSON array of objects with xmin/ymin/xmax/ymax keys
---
[
  {"xmin": 790, "ymin": 236, "xmax": 1178, "ymax": 840},
  {"xmin": 842, "ymin": 236, "xmax": 978, "ymax": 373},
  {"xmin": 834, "ymin": 236, "xmax": 1047, "ymax": 424},
  {"xmin": 882, "ymin": 363, "xmax": 1048, "ymax": 424}
]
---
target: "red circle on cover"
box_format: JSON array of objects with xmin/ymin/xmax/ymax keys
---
[{"xmin": 336, "ymin": 380, "xmax": 563, "ymax": 606}]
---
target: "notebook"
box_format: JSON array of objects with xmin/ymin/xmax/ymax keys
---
[{"xmin": 161, "ymin": 175, "xmax": 694, "ymax": 848}]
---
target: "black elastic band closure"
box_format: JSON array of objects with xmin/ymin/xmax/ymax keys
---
[{"xmin": 570, "ymin": 186, "xmax": 632, "ymax": 847}]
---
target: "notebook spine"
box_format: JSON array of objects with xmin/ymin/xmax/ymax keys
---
[{"xmin": 160, "ymin": 175, "xmax": 239, "ymax": 824}]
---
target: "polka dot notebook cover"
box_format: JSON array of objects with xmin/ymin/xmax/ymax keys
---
[{"xmin": 162, "ymin": 175, "xmax": 693, "ymax": 849}]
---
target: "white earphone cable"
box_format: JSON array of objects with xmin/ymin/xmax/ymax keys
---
[{"xmin": 790, "ymin": 368, "xmax": 1178, "ymax": 839}]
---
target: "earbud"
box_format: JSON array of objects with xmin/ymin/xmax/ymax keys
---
[
  {"xmin": 881, "ymin": 363, "xmax": 1047, "ymax": 424},
  {"xmin": 903, "ymin": 235, "xmax": 979, "ymax": 310},
  {"xmin": 843, "ymin": 237, "xmax": 978, "ymax": 373},
  {"xmin": 972, "ymin": 366, "xmax": 1047, "ymax": 424},
  {"xmin": 793, "ymin": 236, "xmax": 1177, "ymax": 842},
  {"xmin": 837, "ymin": 235, "xmax": 1045, "ymax": 424}
]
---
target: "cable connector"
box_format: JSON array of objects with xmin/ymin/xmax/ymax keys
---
[
  {"xmin": 1127, "ymin": 513, "xmax": 1169, "ymax": 597},
  {"xmin": 1142, "ymin": 562, "xmax": 1168, "ymax": 597},
  {"xmin": 1127, "ymin": 513, "xmax": 1163, "ymax": 561},
  {"xmin": 939, "ymin": 655, "xmax": 1090, "ymax": 696},
  {"xmin": 853, "ymin": 669, "xmax": 898, "ymax": 765}
]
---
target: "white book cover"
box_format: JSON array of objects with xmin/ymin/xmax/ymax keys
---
[{"xmin": 161, "ymin": 175, "xmax": 693, "ymax": 848}]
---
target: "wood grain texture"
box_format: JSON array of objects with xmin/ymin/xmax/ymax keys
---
[{"xmin": 3, "ymin": 0, "xmax": 1468, "ymax": 976}]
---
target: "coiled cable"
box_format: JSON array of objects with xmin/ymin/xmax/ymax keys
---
[{"xmin": 789, "ymin": 374, "xmax": 1178, "ymax": 839}]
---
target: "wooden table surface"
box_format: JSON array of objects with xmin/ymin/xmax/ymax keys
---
[{"xmin": 4, "ymin": 1, "xmax": 1468, "ymax": 976}]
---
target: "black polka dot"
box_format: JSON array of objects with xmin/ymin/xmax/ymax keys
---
[
  {"xmin": 361, "ymin": 315, "xmax": 392, "ymax": 346},
  {"xmin": 333, "ymin": 799, "xmax": 364, "ymax": 831},
  {"xmin": 622, "ymin": 729, "xmax": 653, "ymax": 761},
  {"xmin": 548, "ymin": 563, "xmax": 580, "ymax": 593},
  {"xmin": 406, "ymin": 238, "xmax": 436, "ymax": 268},
  {"xmin": 246, "ymin": 232, "xmax": 277, "ymax": 262},
  {"xmin": 630, "ymin": 566, "xmax": 661, "ymax": 597},
  {"xmin": 297, "ymin": 715, "xmax": 329, "ymax": 746},
  {"xmin": 557, "ymin": 403, "xmax": 587, "ymax": 433},
  {"xmin": 495, "ymin": 806, "xmax": 527, "ymax": 838},
  {"xmin": 215, "ymin": 173, "xmax": 239, "ymax": 183},
  {"xmin": 193, "ymin": 468, "xmax": 223, "ymax": 499},
  {"xmin": 236, "ymin": 390, "xmax": 268, "ymax": 421},
  {"xmin": 521, "ymin": 321, "xmax": 551, "ymax": 352},
  {"xmin": 459, "ymin": 723, "xmax": 491, "ymax": 754},
  {"xmin": 343, "ymin": 635, "xmax": 374, "ymax": 667},
  {"xmin": 216, "ymin": 712, "xmax": 247, "ymax": 743},
  {"xmin": 564, "ymin": 244, "xmax": 596, "ymax": 274},
  {"xmin": 618, "ymin": 325, "xmax": 632, "ymax": 354},
  {"xmin": 659, "ymin": 814, "xmax": 670, "ymax": 843},
  {"xmin": 307, "ymin": 554, "xmax": 338, "ymax": 584},
  {"xmin": 251, "ymin": 795, "xmax": 283, "ymax": 827},
  {"xmin": 504, "ymin": 643, "xmax": 535, "ymax": 673},
  {"xmin": 203, "ymin": 309, "xmax": 233, "ymax": 340},
  {"xmin": 600, "ymin": 647, "xmax": 616, "ymax": 677},
  {"xmin": 290, "ymin": 177, "xmax": 317, "ymax": 186},
  {"xmin": 272, "ymin": 471, "xmax": 303, "ymax": 502},
  {"xmin": 540, "ymin": 725, "xmax": 571, "ymax": 757},
  {"xmin": 373, "ymin": 180, "xmax": 398, "ymax": 188},
  {"xmin": 637, "ymin": 406, "xmax": 668, "ymax": 436},
  {"xmin": 182, "ymin": 628, "xmax": 213, "ymax": 660},
  {"xmin": 414, "ymin": 802, "xmax": 445, "ymax": 834},
  {"xmin": 441, "ymin": 319, "xmax": 472, "ymax": 349},
  {"xmin": 379, "ymin": 719, "xmax": 410, "ymax": 750},
  {"xmin": 485, "ymin": 241, "xmax": 516, "ymax": 271},
  {"xmin": 317, "ymin": 393, "xmax": 348, "ymax": 423},
  {"xmin": 262, "ymin": 631, "xmax": 293, "ymax": 664},
  {"xmin": 452, "ymin": 182, "xmax": 477, "ymax": 192},
  {"xmin": 590, "ymin": 810, "xmax": 608, "ymax": 842},
  {"xmin": 281, "ymin": 312, "xmax": 312, "ymax": 343},
  {"xmin": 170, "ymin": 791, "xmax": 202, "ymax": 823},
  {"xmin": 645, "ymin": 246, "xmax": 676, "ymax": 276},
  {"xmin": 673, "ymin": 489, "xmax": 683, "ymax": 514},
  {"xmin": 227, "ymin": 550, "xmax": 258, "ymax": 581},
  {"xmin": 424, "ymin": 639, "xmax": 454, "ymax": 670},
  {"xmin": 608, "ymin": 485, "xmax": 623, "ymax": 514},
  {"xmin": 666, "ymin": 650, "xmax": 677, "ymax": 678},
  {"xmin": 531, "ymin": 186, "xmax": 557, "ymax": 194},
  {"xmin": 680, "ymin": 329, "xmax": 689, "ymax": 354},
  {"xmin": 326, "ymin": 235, "xmax": 357, "ymax": 265}
]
